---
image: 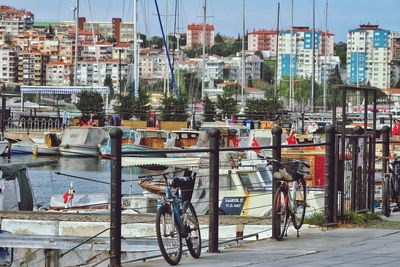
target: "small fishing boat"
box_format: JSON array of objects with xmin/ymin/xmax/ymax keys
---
[{"xmin": 58, "ymin": 127, "xmax": 106, "ymax": 157}]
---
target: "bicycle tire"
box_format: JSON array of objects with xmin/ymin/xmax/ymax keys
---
[
  {"xmin": 383, "ymin": 176, "xmax": 391, "ymax": 217},
  {"xmin": 273, "ymin": 186, "xmax": 288, "ymax": 241},
  {"xmin": 156, "ymin": 204, "xmax": 182, "ymax": 266},
  {"xmin": 292, "ymin": 178, "xmax": 307, "ymax": 230},
  {"xmin": 183, "ymin": 201, "xmax": 201, "ymax": 259}
]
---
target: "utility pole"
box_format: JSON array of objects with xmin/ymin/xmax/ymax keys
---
[
  {"xmin": 201, "ymin": 0, "xmax": 206, "ymax": 100},
  {"xmin": 289, "ymin": 0, "xmax": 294, "ymax": 110},
  {"xmin": 73, "ymin": 0, "xmax": 79, "ymax": 86},
  {"xmin": 274, "ymin": 2, "xmax": 280, "ymax": 99}
]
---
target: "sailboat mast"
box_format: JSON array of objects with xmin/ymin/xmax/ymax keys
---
[
  {"xmin": 73, "ymin": 0, "xmax": 79, "ymax": 86},
  {"xmin": 133, "ymin": 0, "xmax": 138, "ymax": 97},
  {"xmin": 201, "ymin": 0, "xmax": 206, "ymax": 99},
  {"xmin": 311, "ymin": 0, "xmax": 316, "ymax": 112},
  {"xmin": 241, "ymin": 0, "xmax": 246, "ymax": 107},
  {"xmin": 323, "ymin": 0, "xmax": 328, "ymax": 111},
  {"xmin": 273, "ymin": 2, "xmax": 280, "ymax": 99},
  {"xmin": 289, "ymin": 0, "xmax": 294, "ymax": 110}
]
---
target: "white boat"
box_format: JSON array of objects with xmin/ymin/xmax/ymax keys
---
[
  {"xmin": 49, "ymin": 193, "xmax": 109, "ymax": 211},
  {"xmin": 0, "ymin": 140, "xmax": 8, "ymax": 155},
  {"xmin": 59, "ymin": 127, "xmax": 106, "ymax": 157}
]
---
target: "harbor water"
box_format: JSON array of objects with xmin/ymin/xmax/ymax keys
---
[{"xmin": 0, "ymin": 155, "xmax": 145, "ymax": 207}]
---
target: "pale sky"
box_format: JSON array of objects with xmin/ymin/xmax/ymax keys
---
[{"xmin": 3, "ymin": 0, "xmax": 399, "ymax": 42}]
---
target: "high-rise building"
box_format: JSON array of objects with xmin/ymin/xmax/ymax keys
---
[
  {"xmin": 17, "ymin": 51, "xmax": 49, "ymax": 85},
  {"xmin": 0, "ymin": 45, "xmax": 19, "ymax": 83},
  {"xmin": 0, "ymin": 5, "xmax": 34, "ymax": 44},
  {"xmin": 187, "ymin": 24, "xmax": 215, "ymax": 48},
  {"xmin": 347, "ymin": 24, "xmax": 391, "ymax": 89},
  {"xmin": 46, "ymin": 61, "xmax": 73, "ymax": 86},
  {"xmin": 277, "ymin": 26, "xmax": 335, "ymax": 84},
  {"xmin": 248, "ymin": 29, "xmax": 277, "ymax": 58}
]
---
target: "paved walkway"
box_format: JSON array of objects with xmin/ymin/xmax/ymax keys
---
[{"xmin": 129, "ymin": 213, "xmax": 400, "ymax": 267}]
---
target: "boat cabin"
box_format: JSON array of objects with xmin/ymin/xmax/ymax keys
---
[
  {"xmin": 136, "ymin": 129, "xmax": 173, "ymax": 149},
  {"xmin": 171, "ymin": 130, "xmax": 200, "ymax": 148}
]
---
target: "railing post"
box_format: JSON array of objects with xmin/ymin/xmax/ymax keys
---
[
  {"xmin": 381, "ymin": 126, "xmax": 390, "ymax": 214},
  {"xmin": 208, "ymin": 128, "xmax": 220, "ymax": 253},
  {"xmin": 351, "ymin": 126, "xmax": 362, "ymax": 212},
  {"xmin": 325, "ymin": 124, "xmax": 336, "ymax": 224},
  {"xmin": 110, "ymin": 127, "xmax": 122, "ymax": 267},
  {"xmin": 271, "ymin": 126, "xmax": 282, "ymax": 239}
]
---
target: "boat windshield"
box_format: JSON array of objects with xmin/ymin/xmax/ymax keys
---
[{"xmin": 238, "ymin": 172, "xmax": 266, "ymax": 191}]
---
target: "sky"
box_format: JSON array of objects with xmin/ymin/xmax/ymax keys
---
[{"xmin": 2, "ymin": 0, "xmax": 399, "ymax": 42}]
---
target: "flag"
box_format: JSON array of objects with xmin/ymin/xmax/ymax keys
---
[
  {"xmin": 251, "ymin": 137, "xmax": 261, "ymax": 153},
  {"xmin": 287, "ymin": 131, "xmax": 297, "ymax": 145},
  {"xmin": 232, "ymin": 136, "xmax": 239, "ymax": 148},
  {"xmin": 392, "ymin": 122, "xmax": 400, "ymax": 136},
  {"xmin": 63, "ymin": 191, "xmax": 69, "ymax": 204}
]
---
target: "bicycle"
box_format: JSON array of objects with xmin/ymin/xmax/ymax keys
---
[
  {"xmin": 155, "ymin": 173, "xmax": 201, "ymax": 266},
  {"xmin": 271, "ymin": 159, "xmax": 310, "ymax": 241}
]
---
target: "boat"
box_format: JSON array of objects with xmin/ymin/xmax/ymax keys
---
[
  {"xmin": 0, "ymin": 140, "xmax": 8, "ymax": 156},
  {"xmin": 49, "ymin": 193, "xmax": 109, "ymax": 211},
  {"xmin": 136, "ymin": 128, "xmax": 175, "ymax": 149},
  {"xmin": 9, "ymin": 138, "xmax": 35, "ymax": 154},
  {"xmin": 171, "ymin": 130, "xmax": 200, "ymax": 148},
  {"xmin": 100, "ymin": 127, "xmax": 167, "ymax": 158},
  {"xmin": 58, "ymin": 127, "xmax": 106, "ymax": 157}
]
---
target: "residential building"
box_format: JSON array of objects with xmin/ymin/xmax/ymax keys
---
[
  {"xmin": 76, "ymin": 59, "xmax": 127, "ymax": 92},
  {"xmin": 46, "ymin": 61, "xmax": 73, "ymax": 86},
  {"xmin": 226, "ymin": 53, "xmax": 262, "ymax": 83},
  {"xmin": 0, "ymin": 45, "xmax": 19, "ymax": 83},
  {"xmin": 80, "ymin": 42, "xmax": 113, "ymax": 60},
  {"xmin": 347, "ymin": 24, "xmax": 391, "ymax": 89},
  {"xmin": 17, "ymin": 51, "xmax": 49, "ymax": 85},
  {"xmin": 62, "ymin": 17, "xmax": 134, "ymax": 42},
  {"xmin": 205, "ymin": 81, "xmax": 264, "ymax": 101},
  {"xmin": 0, "ymin": 5, "xmax": 34, "ymax": 44},
  {"xmin": 139, "ymin": 49, "xmax": 167, "ymax": 80},
  {"xmin": 248, "ymin": 29, "xmax": 277, "ymax": 58},
  {"xmin": 187, "ymin": 24, "xmax": 215, "ymax": 48},
  {"xmin": 277, "ymin": 26, "xmax": 335, "ymax": 84},
  {"xmin": 112, "ymin": 42, "xmax": 131, "ymax": 61},
  {"xmin": 205, "ymin": 58, "xmax": 225, "ymax": 81},
  {"xmin": 391, "ymin": 32, "xmax": 400, "ymax": 86}
]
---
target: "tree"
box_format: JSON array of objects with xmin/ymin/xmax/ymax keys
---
[
  {"xmin": 254, "ymin": 51, "xmax": 263, "ymax": 59},
  {"xmin": 223, "ymin": 84, "xmax": 241, "ymax": 100},
  {"xmin": 261, "ymin": 61, "xmax": 274, "ymax": 83},
  {"xmin": 245, "ymin": 98, "xmax": 283, "ymax": 120},
  {"xmin": 75, "ymin": 91, "xmax": 104, "ymax": 116},
  {"xmin": 4, "ymin": 33, "xmax": 12, "ymax": 46},
  {"xmin": 159, "ymin": 96, "xmax": 188, "ymax": 121},
  {"xmin": 247, "ymin": 75, "xmax": 253, "ymax": 88},
  {"xmin": 115, "ymin": 93, "xmax": 135, "ymax": 120},
  {"xmin": 335, "ymin": 42, "xmax": 347, "ymax": 67},
  {"xmin": 104, "ymin": 75, "xmax": 114, "ymax": 99},
  {"xmin": 217, "ymin": 95, "xmax": 238, "ymax": 117},
  {"xmin": 395, "ymin": 79, "xmax": 400, "ymax": 88},
  {"xmin": 149, "ymin": 36, "xmax": 164, "ymax": 48},
  {"xmin": 203, "ymin": 95, "xmax": 216, "ymax": 122},
  {"xmin": 106, "ymin": 36, "xmax": 117, "ymax": 43}
]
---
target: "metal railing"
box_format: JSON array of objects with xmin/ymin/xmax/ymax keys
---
[{"xmin": 6, "ymin": 117, "xmax": 62, "ymax": 133}]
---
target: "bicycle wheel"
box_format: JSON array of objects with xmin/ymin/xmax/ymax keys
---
[
  {"xmin": 273, "ymin": 186, "xmax": 288, "ymax": 241},
  {"xmin": 156, "ymin": 204, "xmax": 182, "ymax": 266},
  {"xmin": 182, "ymin": 201, "xmax": 201, "ymax": 258},
  {"xmin": 292, "ymin": 178, "xmax": 307, "ymax": 230},
  {"xmin": 383, "ymin": 176, "xmax": 391, "ymax": 217}
]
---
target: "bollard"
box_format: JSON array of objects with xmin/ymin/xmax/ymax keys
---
[
  {"xmin": 271, "ymin": 126, "xmax": 282, "ymax": 239},
  {"xmin": 208, "ymin": 128, "xmax": 220, "ymax": 253},
  {"xmin": 325, "ymin": 125, "xmax": 335, "ymax": 224},
  {"xmin": 110, "ymin": 127, "xmax": 123, "ymax": 267},
  {"xmin": 381, "ymin": 126, "xmax": 390, "ymax": 214}
]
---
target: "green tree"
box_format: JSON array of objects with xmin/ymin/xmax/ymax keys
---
[
  {"xmin": 203, "ymin": 95, "xmax": 216, "ymax": 122},
  {"xmin": 115, "ymin": 93, "xmax": 135, "ymax": 120},
  {"xmin": 106, "ymin": 36, "xmax": 117, "ymax": 43},
  {"xmin": 335, "ymin": 42, "xmax": 347, "ymax": 67},
  {"xmin": 159, "ymin": 96, "xmax": 188, "ymax": 121},
  {"xmin": 261, "ymin": 61, "xmax": 274, "ymax": 83},
  {"xmin": 149, "ymin": 36, "xmax": 164, "ymax": 48},
  {"xmin": 247, "ymin": 75, "xmax": 253, "ymax": 88},
  {"xmin": 217, "ymin": 95, "xmax": 238, "ymax": 117},
  {"xmin": 395, "ymin": 79, "xmax": 400, "ymax": 88},
  {"xmin": 104, "ymin": 75, "xmax": 114, "ymax": 99},
  {"xmin": 223, "ymin": 84, "xmax": 241, "ymax": 100},
  {"xmin": 4, "ymin": 33, "xmax": 12, "ymax": 46},
  {"xmin": 75, "ymin": 91, "xmax": 104, "ymax": 116},
  {"xmin": 132, "ymin": 88, "xmax": 151, "ymax": 120},
  {"xmin": 245, "ymin": 98, "xmax": 283, "ymax": 120}
]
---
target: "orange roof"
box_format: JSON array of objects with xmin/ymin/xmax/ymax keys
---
[
  {"xmin": 245, "ymin": 87, "xmax": 264, "ymax": 93},
  {"xmin": 114, "ymin": 42, "xmax": 131, "ymax": 48},
  {"xmin": 187, "ymin": 24, "xmax": 215, "ymax": 31},
  {"xmin": 383, "ymin": 88, "xmax": 400, "ymax": 95},
  {"xmin": 249, "ymin": 29, "xmax": 277, "ymax": 35},
  {"xmin": 78, "ymin": 59, "xmax": 126, "ymax": 63},
  {"xmin": 47, "ymin": 61, "xmax": 73, "ymax": 66}
]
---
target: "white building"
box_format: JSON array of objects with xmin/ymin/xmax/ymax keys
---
[
  {"xmin": 80, "ymin": 42, "xmax": 113, "ymax": 60},
  {"xmin": 76, "ymin": 59, "xmax": 127, "ymax": 92},
  {"xmin": 0, "ymin": 5, "xmax": 34, "ymax": 44},
  {"xmin": 0, "ymin": 45, "xmax": 19, "ymax": 83},
  {"xmin": 226, "ymin": 53, "xmax": 262, "ymax": 83},
  {"xmin": 347, "ymin": 24, "xmax": 391, "ymax": 89},
  {"xmin": 277, "ymin": 26, "xmax": 335, "ymax": 84},
  {"xmin": 46, "ymin": 61, "xmax": 73, "ymax": 86}
]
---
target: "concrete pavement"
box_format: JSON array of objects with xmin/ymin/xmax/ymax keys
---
[{"xmin": 128, "ymin": 213, "xmax": 400, "ymax": 267}]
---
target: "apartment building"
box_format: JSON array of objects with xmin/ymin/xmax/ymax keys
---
[
  {"xmin": 347, "ymin": 24, "xmax": 391, "ymax": 89},
  {"xmin": 139, "ymin": 49, "xmax": 167, "ymax": 80},
  {"xmin": 76, "ymin": 59, "xmax": 127, "ymax": 92},
  {"xmin": 112, "ymin": 42, "xmax": 131, "ymax": 61},
  {"xmin": 80, "ymin": 42, "xmax": 113, "ymax": 60},
  {"xmin": 248, "ymin": 29, "xmax": 277, "ymax": 58},
  {"xmin": 277, "ymin": 26, "xmax": 335, "ymax": 84},
  {"xmin": 17, "ymin": 51, "xmax": 49, "ymax": 85},
  {"xmin": 226, "ymin": 53, "xmax": 262, "ymax": 83},
  {"xmin": 0, "ymin": 5, "xmax": 34, "ymax": 44},
  {"xmin": 46, "ymin": 61, "xmax": 73, "ymax": 86},
  {"xmin": 0, "ymin": 45, "xmax": 19, "ymax": 83},
  {"xmin": 187, "ymin": 24, "xmax": 215, "ymax": 48},
  {"xmin": 63, "ymin": 17, "xmax": 134, "ymax": 42}
]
